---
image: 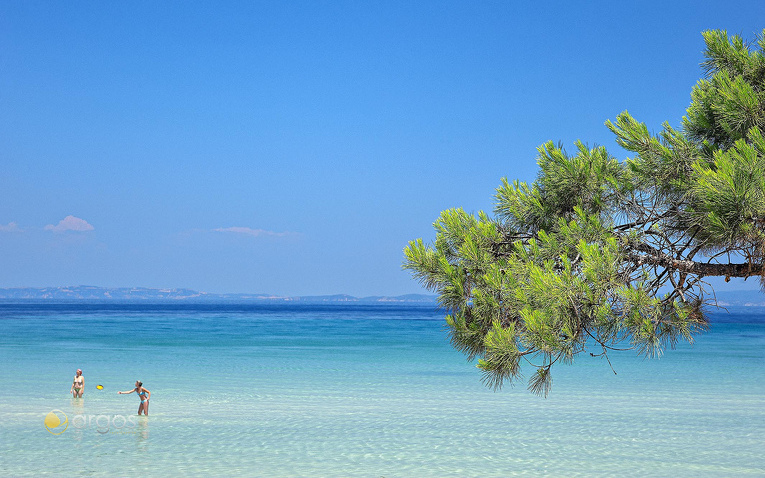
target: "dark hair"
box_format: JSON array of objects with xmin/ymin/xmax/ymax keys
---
[{"xmin": 136, "ymin": 381, "xmax": 143, "ymax": 387}]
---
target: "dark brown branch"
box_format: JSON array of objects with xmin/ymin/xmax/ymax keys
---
[
  {"xmin": 614, "ymin": 209, "xmax": 675, "ymax": 231},
  {"xmin": 627, "ymin": 250, "xmax": 763, "ymax": 278}
]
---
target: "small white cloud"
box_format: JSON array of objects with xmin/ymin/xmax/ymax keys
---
[
  {"xmin": 213, "ymin": 226, "xmax": 291, "ymax": 238},
  {"xmin": 44, "ymin": 215, "xmax": 94, "ymax": 233},
  {"xmin": 0, "ymin": 222, "xmax": 22, "ymax": 233}
]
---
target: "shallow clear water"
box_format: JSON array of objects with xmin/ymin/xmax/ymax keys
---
[{"xmin": 0, "ymin": 302, "xmax": 763, "ymax": 477}]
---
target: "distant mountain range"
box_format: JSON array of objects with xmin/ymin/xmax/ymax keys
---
[
  {"xmin": 0, "ymin": 285, "xmax": 763, "ymax": 306},
  {"xmin": 710, "ymin": 289, "xmax": 765, "ymax": 307},
  {"xmin": 0, "ymin": 286, "xmax": 438, "ymax": 304}
]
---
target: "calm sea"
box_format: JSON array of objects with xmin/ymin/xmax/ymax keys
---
[{"xmin": 0, "ymin": 302, "xmax": 763, "ymax": 477}]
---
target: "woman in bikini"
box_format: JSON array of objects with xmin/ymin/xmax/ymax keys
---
[
  {"xmin": 118, "ymin": 380, "xmax": 151, "ymax": 415},
  {"xmin": 70, "ymin": 369, "xmax": 84, "ymax": 398}
]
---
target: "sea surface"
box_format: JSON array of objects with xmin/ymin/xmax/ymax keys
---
[{"xmin": 0, "ymin": 302, "xmax": 763, "ymax": 477}]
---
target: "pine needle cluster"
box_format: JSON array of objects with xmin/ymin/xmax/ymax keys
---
[{"xmin": 404, "ymin": 29, "xmax": 765, "ymax": 395}]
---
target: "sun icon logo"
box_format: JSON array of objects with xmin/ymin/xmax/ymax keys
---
[{"xmin": 44, "ymin": 410, "xmax": 68, "ymax": 435}]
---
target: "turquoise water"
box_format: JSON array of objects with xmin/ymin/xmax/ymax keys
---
[{"xmin": 0, "ymin": 302, "xmax": 763, "ymax": 477}]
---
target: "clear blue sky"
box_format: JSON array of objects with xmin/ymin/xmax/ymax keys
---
[{"xmin": 1, "ymin": 1, "xmax": 763, "ymax": 296}]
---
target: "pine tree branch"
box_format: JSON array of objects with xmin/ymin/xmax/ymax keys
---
[{"xmin": 626, "ymin": 246, "xmax": 762, "ymax": 278}]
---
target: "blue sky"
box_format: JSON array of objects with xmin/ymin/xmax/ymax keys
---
[{"xmin": 1, "ymin": 1, "xmax": 763, "ymax": 296}]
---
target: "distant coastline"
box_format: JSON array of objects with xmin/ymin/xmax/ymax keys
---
[
  {"xmin": 1, "ymin": 285, "xmax": 764, "ymax": 307},
  {"xmin": 0, "ymin": 285, "xmax": 765, "ymax": 307},
  {"xmin": 711, "ymin": 290, "xmax": 765, "ymax": 307},
  {"xmin": 0, "ymin": 285, "xmax": 438, "ymax": 304}
]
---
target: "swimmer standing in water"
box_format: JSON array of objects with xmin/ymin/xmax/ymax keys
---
[
  {"xmin": 118, "ymin": 381, "xmax": 151, "ymax": 415},
  {"xmin": 70, "ymin": 369, "xmax": 84, "ymax": 398}
]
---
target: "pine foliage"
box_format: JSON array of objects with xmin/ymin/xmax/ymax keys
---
[{"xmin": 404, "ymin": 30, "xmax": 765, "ymax": 395}]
